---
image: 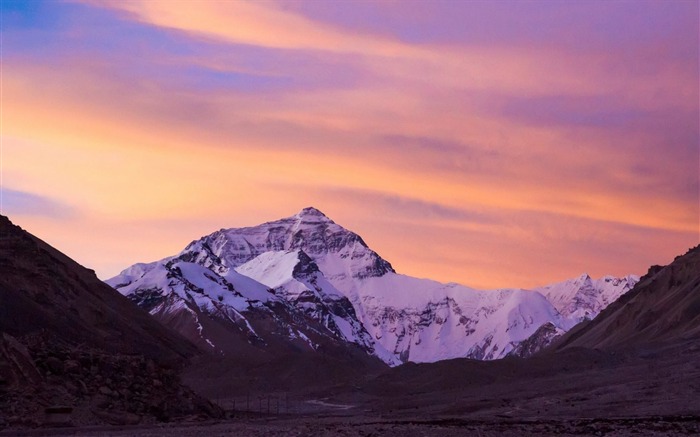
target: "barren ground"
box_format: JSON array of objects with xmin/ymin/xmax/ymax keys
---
[{"xmin": 5, "ymin": 340, "xmax": 700, "ymax": 436}]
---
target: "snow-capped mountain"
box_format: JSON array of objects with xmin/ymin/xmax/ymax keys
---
[
  {"xmin": 110, "ymin": 243, "xmax": 393, "ymax": 364},
  {"xmin": 180, "ymin": 207, "xmax": 393, "ymax": 286},
  {"xmin": 107, "ymin": 207, "xmax": 638, "ymax": 365},
  {"xmin": 534, "ymin": 273, "xmax": 639, "ymax": 323},
  {"xmin": 347, "ymin": 275, "xmax": 575, "ymax": 362}
]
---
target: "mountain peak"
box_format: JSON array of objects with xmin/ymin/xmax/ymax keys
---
[
  {"xmin": 296, "ymin": 206, "xmax": 331, "ymax": 221},
  {"xmin": 578, "ymin": 273, "xmax": 592, "ymax": 281},
  {"xmin": 169, "ymin": 207, "xmax": 394, "ymax": 283}
]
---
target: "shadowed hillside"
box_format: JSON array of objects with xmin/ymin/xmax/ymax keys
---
[
  {"xmin": 0, "ymin": 215, "xmax": 219, "ymax": 428},
  {"xmin": 553, "ymin": 245, "xmax": 700, "ymax": 351}
]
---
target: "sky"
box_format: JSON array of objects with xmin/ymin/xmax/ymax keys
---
[{"xmin": 1, "ymin": 0, "xmax": 698, "ymax": 290}]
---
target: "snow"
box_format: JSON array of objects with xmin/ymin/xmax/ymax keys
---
[
  {"xmin": 347, "ymin": 273, "xmax": 568, "ymax": 363},
  {"xmin": 221, "ymin": 269, "xmax": 273, "ymax": 302},
  {"xmin": 236, "ymin": 250, "xmax": 307, "ymax": 292},
  {"xmin": 331, "ymin": 315, "xmax": 355, "ymax": 342},
  {"xmin": 534, "ymin": 273, "xmax": 639, "ymax": 323},
  {"xmin": 105, "ymin": 259, "xmax": 170, "ymax": 288},
  {"xmin": 350, "ymin": 273, "xmax": 480, "ymax": 309},
  {"xmin": 298, "ymin": 332, "xmax": 317, "ymax": 350},
  {"xmin": 183, "ymin": 305, "xmax": 216, "ymax": 349}
]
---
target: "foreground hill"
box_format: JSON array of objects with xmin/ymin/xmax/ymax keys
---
[
  {"xmin": 553, "ymin": 244, "xmax": 700, "ymax": 351},
  {"xmin": 0, "ymin": 215, "xmax": 218, "ymax": 427}
]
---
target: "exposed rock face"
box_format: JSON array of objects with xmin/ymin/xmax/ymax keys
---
[
  {"xmin": 113, "ymin": 246, "xmax": 394, "ymax": 365},
  {"xmin": 259, "ymin": 249, "xmax": 379, "ymax": 355},
  {"xmin": 109, "ymin": 209, "xmax": 398, "ymax": 365},
  {"xmin": 508, "ymin": 322, "xmax": 564, "ymax": 358}
]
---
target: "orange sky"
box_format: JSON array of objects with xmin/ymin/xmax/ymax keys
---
[{"xmin": 2, "ymin": 0, "xmax": 698, "ymax": 289}]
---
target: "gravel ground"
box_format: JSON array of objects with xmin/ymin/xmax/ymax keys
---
[{"xmin": 5, "ymin": 416, "xmax": 700, "ymax": 437}]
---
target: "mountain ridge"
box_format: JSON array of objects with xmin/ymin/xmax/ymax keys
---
[
  {"xmin": 551, "ymin": 244, "xmax": 700, "ymax": 352},
  {"xmin": 107, "ymin": 207, "xmax": 638, "ymax": 365},
  {"xmin": 0, "ymin": 214, "xmax": 220, "ymax": 426}
]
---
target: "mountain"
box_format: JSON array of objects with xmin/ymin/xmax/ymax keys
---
[
  {"xmin": 0, "ymin": 216, "xmax": 196, "ymax": 361},
  {"xmin": 534, "ymin": 273, "xmax": 638, "ymax": 323},
  {"xmin": 108, "ymin": 207, "xmax": 637, "ymax": 365},
  {"xmin": 107, "ymin": 207, "xmax": 397, "ymax": 366},
  {"xmin": 0, "ymin": 215, "xmax": 219, "ymax": 427},
  {"xmin": 553, "ymin": 244, "xmax": 700, "ymax": 351},
  {"xmin": 344, "ymin": 244, "xmax": 700, "ymax": 427},
  {"xmin": 338, "ymin": 271, "xmax": 636, "ymax": 363},
  {"xmin": 510, "ymin": 273, "xmax": 639, "ymax": 355},
  {"xmin": 111, "ymin": 247, "xmax": 393, "ymax": 361}
]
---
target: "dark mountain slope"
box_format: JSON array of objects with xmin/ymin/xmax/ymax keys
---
[
  {"xmin": 553, "ymin": 245, "xmax": 700, "ymax": 351},
  {"xmin": 0, "ymin": 215, "xmax": 198, "ymax": 362},
  {"xmin": 0, "ymin": 215, "xmax": 218, "ymax": 428}
]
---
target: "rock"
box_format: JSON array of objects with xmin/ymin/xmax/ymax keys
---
[
  {"xmin": 44, "ymin": 405, "xmax": 73, "ymax": 427},
  {"xmin": 146, "ymin": 359, "xmax": 157, "ymax": 374},
  {"xmin": 91, "ymin": 409, "xmax": 142, "ymax": 426},
  {"xmin": 98, "ymin": 386, "xmax": 112, "ymax": 396},
  {"xmin": 45, "ymin": 356, "xmax": 64, "ymax": 375},
  {"xmin": 93, "ymin": 394, "xmax": 111, "ymax": 409},
  {"xmin": 64, "ymin": 381, "xmax": 79, "ymax": 394},
  {"xmin": 77, "ymin": 379, "xmax": 88, "ymax": 394},
  {"xmin": 0, "ymin": 334, "xmax": 43, "ymax": 387},
  {"xmin": 64, "ymin": 359, "xmax": 81, "ymax": 374}
]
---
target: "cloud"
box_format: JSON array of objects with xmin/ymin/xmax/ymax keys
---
[
  {"xmin": 307, "ymin": 185, "xmax": 501, "ymax": 225},
  {"xmin": 75, "ymin": 0, "xmax": 698, "ymax": 106},
  {"xmin": 291, "ymin": 184, "xmax": 698, "ymax": 289},
  {"xmin": 5, "ymin": 0, "xmax": 698, "ymax": 288},
  {"xmin": 4, "ymin": 57, "xmax": 695, "ymax": 236},
  {"xmin": 2, "ymin": 188, "xmax": 76, "ymax": 219},
  {"xmin": 77, "ymin": 0, "xmax": 412, "ymax": 57}
]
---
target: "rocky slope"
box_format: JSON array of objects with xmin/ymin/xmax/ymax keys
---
[
  {"xmin": 108, "ymin": 207, "xmax": 637, "ymax": 365},
  {"xmin": 0, "ymin": 215, "xmax": 199, "ymax": 362},
  {"xmin": 0, "ymin": 215, "xmax": 219, "ymax": 428},
  {"xmin": 553, "ymin": 244, "xmax": 700, "ymax": 351}
]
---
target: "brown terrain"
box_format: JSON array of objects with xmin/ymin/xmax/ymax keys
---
[
  {"xmin": 0, "ymin": 216, "xmax": 220, "ymax": 428},
  {"xmin": 1, "ymin": 213, "xmax": 699, "ymax": 436}
]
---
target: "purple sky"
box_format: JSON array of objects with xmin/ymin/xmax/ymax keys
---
[{"xmin": 2, "ymin": 0, "xmax": 698, "ymax": 288}]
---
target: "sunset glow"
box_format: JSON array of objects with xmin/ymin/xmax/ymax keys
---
[{"xmin": 2, "ymin": 0, "xmax": 698, "ymax": 289}]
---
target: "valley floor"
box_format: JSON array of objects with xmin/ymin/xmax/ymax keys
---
[
  {"xmin": 4, "ymin": 415, "xmax": 700, "ymax": 437},
  {"xmin": 5, "ymin": 341, "xmax": 700, "ymax": 436}
]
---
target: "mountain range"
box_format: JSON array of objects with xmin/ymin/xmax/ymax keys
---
[
  {"xmin": 107, "ymin": 207, "xmax": 638, "ymax": 365},
  {"xmin": 3, "ymin": 210, "xmax": 698, "ymax": 433}
]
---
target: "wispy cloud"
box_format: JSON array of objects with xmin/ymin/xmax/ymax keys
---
[
  {"xmin": 4, "ymin": 0, "xmax": 697, "ymax": 287},
  {"xmin": 2, "ymin": 188, "xmax": 76, "ymax": 219}
]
